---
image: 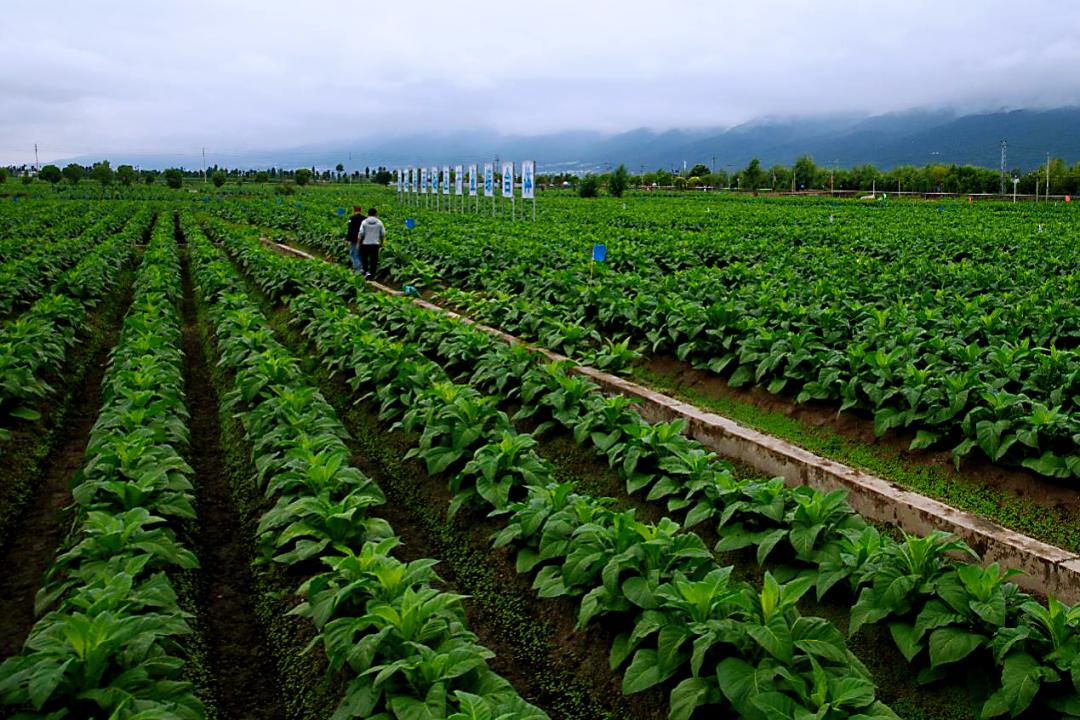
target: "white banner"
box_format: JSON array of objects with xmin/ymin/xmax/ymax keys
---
[
  {"xmin": 430, "ymin": 166, "xmax": 437, "ymax": 194},
  {"xmin": 455, "ymin": 164, "xmax": 464, "ymax": 195},
  {"xmin": 468, "ymin": 164, "xmax": 478, "ymax": 196},
  {"xmin": 397, "ymin": 169, "xmax": 404, "ymax": 193},
  {"xmin": 407, "ymin": 167, "xmax": 413, "ymax": 193},
  {"xmin": 521, "ymin": 160, "xmax": 535, "ymax": 200},
  {"xmin": 501, "ymin": 162, "xmax": 514, "ymax": 198},
  {"xmin": 483, "ymin": 163, "xmax": 493, "ymax": 196}
]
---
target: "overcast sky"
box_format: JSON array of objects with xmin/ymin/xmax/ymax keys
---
[{"xmin": 3, "ymin": 0, "xmax": 1079, "ymax": 165}]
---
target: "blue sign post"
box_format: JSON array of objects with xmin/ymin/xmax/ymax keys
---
[
  {"xmin": 337, "ymin": 207, "xmax": 344, "ymax": 217},
  {"xmin": 405, "ymin": 218, "xmax": 416, "ymax": 230},
  {"xmin": 592, "ymin": 243, "xmax": 607, "ymax": 262}
]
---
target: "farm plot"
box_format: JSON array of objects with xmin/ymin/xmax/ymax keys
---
[
  {"xmin": 225, "ymin": 190, "xmax": 1080, "ymax": 551},
  {"xmin": 204, "ymin": 213, "xmax": 1080, "ymax": 720},
  {"xmin": 2, "ymin": 189, "xmax": 1077, "ymax": 720}
]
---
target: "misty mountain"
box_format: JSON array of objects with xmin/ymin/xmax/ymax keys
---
[{"xmin": 57, "ymin": 108, "xmax": 1080, "ymax": 173}]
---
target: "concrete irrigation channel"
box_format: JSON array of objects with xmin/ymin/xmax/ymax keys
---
[{"xmin": 263, "ymin": 238, "xmax": 1080, "ymax": 603}]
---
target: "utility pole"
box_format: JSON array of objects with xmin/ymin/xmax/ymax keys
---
[
  {"xmin": 34, "ymin": 143, "xmax": 39, "ymax": 172},
  {"xmin": 999, "ymin": 140, "xmax": 1007, "ymax": 196},
  {"xmin": 202, "ymin": 147, "xmax": 206, "ymax": 184}
]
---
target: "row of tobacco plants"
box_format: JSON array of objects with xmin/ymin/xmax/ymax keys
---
[
  {"xmin": 228, "ymin": 192, "xmax": 1080, "ymax": 480},
  {"xmin": 184, "ymin": 214, "xmax": 549, "ymax": 720},
  {"xmin": 0, "ymin": 217, "xmax": 205, "ymax": 718},
  {"xmin": 0, "ymin": 206, "xmax": 153, "ymax": 440},
  {"xmin": 213, "ymin": 214, "xmax": 1080, "ymax": 719}
]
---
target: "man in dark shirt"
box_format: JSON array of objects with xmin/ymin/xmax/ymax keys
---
[{"xmin": 345, "ymin": 205, "xmax": 364, "ymax": 273}]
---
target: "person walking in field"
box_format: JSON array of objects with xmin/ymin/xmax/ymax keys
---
[
  {"xmin": 358, "ymin": 207, "xmax": 385, "ymax": 279},
  {"xmin": 345, "ymin": 205, "xmax": 365, "ymax": 273}
]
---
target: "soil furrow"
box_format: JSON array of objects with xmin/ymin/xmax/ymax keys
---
[{"xmin": 179, "ymin": 244, "xmax": 286, "ymax": 720}]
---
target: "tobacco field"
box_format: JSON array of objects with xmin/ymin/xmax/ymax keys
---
[{"xmin": 0, "ymin": 186, "xmax": 1078, "ymax": 720}]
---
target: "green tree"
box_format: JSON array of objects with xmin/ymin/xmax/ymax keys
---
[
  {"xmin": 91, "ymin": 160, "xmax": 114, "ymax": 187},
  {"xmin": 373, "ymin": 166, "xmax": 393, "ymax": 184},
  {"xmin": 116, "ymin": 164, "xmax": 136, "ymax": 186},
  {"xmin": 0, "ymin": 168, "xmax": 6, "ymax": 184},
  {"xmin": 673, "ymin": 176, "xmax": 687, "ymax": 190},
  {"xmin": 142, "ymin": 170, "xmax": 156, "ymax": 185},
  {"xmin": 62, "ymin": 163, "xmax": 84, "ymax": 185},
  {"xmin": 211, "ymin": 170, "xmax": 226, "ymax": 188},
  {"xmin": 255, "ymin": 170, "xmax": 270, "ymax": 183},
  {"xmin": 688, "ymin": 163, "xmax": 711, "ymax": 178},
  {"xmin": 793, "ymin": 155, "xmax": 817, "ymax": 191},
  {"xmin": 163, "ymin": 168, "xmax": 184, "ymax": 189},
  {"xmin": 578, "ymin": 174, "xmax": 600, "ymax": 198},
  {"xmin": 608, "ymin": 164, "xmax": 629, "ymax": 197},
  {"xmin": 742, "ymin": 158, "xmax": 764, "ymax": 194},
  {"xmin": 21, "ymin": 173, "xmax": 33, "ymax": 185},
  {"xmin": 39, "ymin": 164, "xmax": 63, "ymax": 184},
  {"xmin": 294, "ymin": 168, "xmax": 313, "ymax": 186}
]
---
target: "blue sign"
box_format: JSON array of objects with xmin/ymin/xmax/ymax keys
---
[
  {"xmin": 337, "ymin": 207, "xmax": 344, "ymax": 216},
  {"xmin": 405, "ymin": 218, "xmax": 416, "ymax": 230},
  {"xmin": 592, "ymin": 243, "xmax": 607, "ymax": 262}
]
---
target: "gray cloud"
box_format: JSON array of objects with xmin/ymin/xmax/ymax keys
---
[{"xmin": 3, "ymin": 0, "xmax": 1079, "ymax": 164}]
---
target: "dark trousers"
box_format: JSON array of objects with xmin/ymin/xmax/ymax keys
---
[{"xmin": 359, "ymin": 244, "xmax": 380, "ymax": 277}]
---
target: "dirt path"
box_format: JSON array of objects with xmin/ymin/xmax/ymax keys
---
[
  {"xmin": 179, "ymin": 246, "xmax": 286, "ymax": 720},
  {"xmin": 0, "ymin": 270, "xmax": 134, "ymax": 660}
]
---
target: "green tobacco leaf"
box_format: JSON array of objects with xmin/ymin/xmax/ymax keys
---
[
  {"xmin": 669, "ymin": 676, "xmax": 712, "ymax": 720},
  {"xmin": 928, "ymin": 626, "xmax": 984, "ymax": 668},
  {"xmin": 980, "ymin": 652, "xmax": 1046, "ymax": 718},
  {"xmin": 9, "ymin": 406, "xmax": 41, "ymax": 421},
  {"xmin": 622, "ymin": 649, "xmax": 663, "ymax": 694},
  {"xmin": 1022, "ymin": 451, "xmax": 1072, "ymax": 479},
  {"xmin": 748, "ymin": 614, "xmax": 794, "ymax": 664},
  {"xmin": 830, "ymin": 676, "xmax": 877, "ymax": 708},
  {"xmin": 909, "ymin": 429, "xmax": 940, "ymax": 451},
  {"xmin": 756, "ymin": 529, "xmax": 788, "ymax": 565},
  {"xmin": 888, "ymin": 622, "xmax": 923, "ymax": 663},
  {"xmin": 716, "ymin": 657, "xmax": 767, "ymax": 718}
]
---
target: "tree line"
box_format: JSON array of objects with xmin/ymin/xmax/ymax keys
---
[
  {"xmin": 1, "ymin": 162, "xmax": 394, "ymax": 189},
  {"xmin": 543, "ymin": 155, "xmax": 1080, "ymax": 197}
]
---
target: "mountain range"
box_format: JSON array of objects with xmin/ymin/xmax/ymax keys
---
[{"xmin": 59, "ymin": 107, "xmax": 1080, "ymax": 174}]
